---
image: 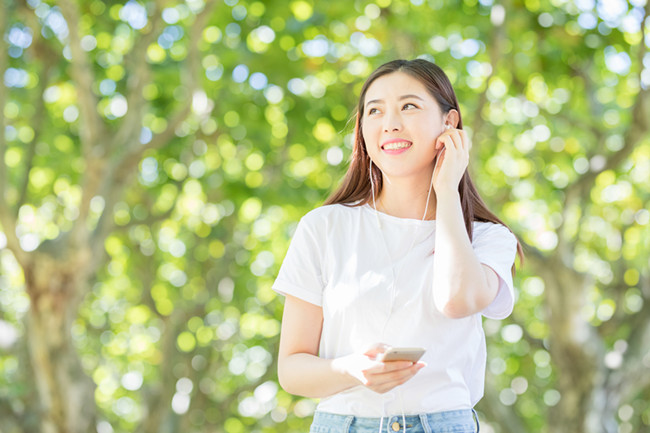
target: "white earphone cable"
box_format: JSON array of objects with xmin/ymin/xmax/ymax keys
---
[{"xmin": 368, "ymin": 125, "xmax": 448, "ymax": 432}]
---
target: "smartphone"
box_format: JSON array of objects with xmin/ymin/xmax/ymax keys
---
[{"xmin": 378, "ymin": 347, "xmax": 425, "ymax": 363}]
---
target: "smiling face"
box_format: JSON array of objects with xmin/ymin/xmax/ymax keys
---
[{"xmin": 361, "ymin": 71, "xmax": 448, "ymax": 182}]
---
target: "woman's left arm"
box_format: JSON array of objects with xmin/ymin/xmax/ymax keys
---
[{"xmin": 432, "ymin": 128, "xmax": 500, "ymax": 319}]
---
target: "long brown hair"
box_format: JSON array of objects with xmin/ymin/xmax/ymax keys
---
[{"xmin": 324, "ymin": 59, "xmax": 523, "ymax": 264}]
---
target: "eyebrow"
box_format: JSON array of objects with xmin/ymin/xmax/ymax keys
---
[{"xmin": 365, "ymin": 94, "xmax": 425, "ymax": 107}]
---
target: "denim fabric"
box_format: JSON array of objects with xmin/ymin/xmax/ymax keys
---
[{"xmin": 309, "ymin": 409, "xmax": 479, "ymax": 433}]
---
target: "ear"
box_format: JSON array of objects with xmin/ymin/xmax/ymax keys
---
[{"xmin": 445, "ymin": 109, "xmax": 460, "ymax": 128}]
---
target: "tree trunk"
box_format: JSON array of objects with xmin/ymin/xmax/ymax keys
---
[
  {"xmin": 534, "ymin": 254, "xmax": 603, "ymax": 433},
  {"xmin": 22, "ymin": 247, "xmax": 96, "ymax": 433}
]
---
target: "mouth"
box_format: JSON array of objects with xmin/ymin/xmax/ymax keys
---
[{"xmin": 381, "ymin": 140, "xmax": 413, "ymax": 151}]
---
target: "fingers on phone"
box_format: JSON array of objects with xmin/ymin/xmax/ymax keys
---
[
  {"xmin": 386, "ymin": 361, "xmax": 415, "ymax": 370},
  {"xmin": 379, "ymin": 361, "xmax": 423, "ymax": 378},
  {"xmin": 363, "ymin": 363, "xmax": 424, "ymax": 393},
  {"xmin": 368, "ymin": 361, "xmax": 409, "ymax": 373}
]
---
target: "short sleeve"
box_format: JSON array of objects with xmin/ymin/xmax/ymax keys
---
[
  {"xmin": 472, "ymin": 223, "xmax": 518, "ymax": 319},
  {"xmin": 272, "ymin": 214, "xmax": 326, "ymax": 306}
]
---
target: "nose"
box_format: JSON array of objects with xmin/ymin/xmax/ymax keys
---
[{"xmin": 383, "ymin": 110, "xmax": 402, "ymax": 132}]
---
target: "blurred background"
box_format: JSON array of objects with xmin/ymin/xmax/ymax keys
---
[{"xmin": 0, "ymin": 0, "xmax": 648, "ymax": 432}]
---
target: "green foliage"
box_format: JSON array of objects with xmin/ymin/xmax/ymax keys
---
[{"xmin": 1, "ymin": 0, "xmax": 649, "ymax": 432}]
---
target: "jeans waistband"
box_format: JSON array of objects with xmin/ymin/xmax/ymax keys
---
[{"xmin": 311, "ymin": 409, "xmax": 479, "ymax": 433}]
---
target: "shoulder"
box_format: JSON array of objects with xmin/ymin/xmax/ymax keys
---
[
  {"xmin": 300, "ymin": 203, "xmax": 363, "ymax": 226},
  {"xmin": 296, "ymin": 204, "xmax": 365, "ymax": 242},
  {"xmin": 471, "ymin": 221, "xmax": 517, "ymax": 247}
]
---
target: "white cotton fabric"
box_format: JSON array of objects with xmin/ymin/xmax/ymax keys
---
[{"xmin": 272, "ymin": 203, "xmax": 518, "ymax": 417}]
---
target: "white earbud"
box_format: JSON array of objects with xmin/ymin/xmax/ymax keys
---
[{"xmin": 444, "ymin": 124, "xmax": 452, "ymax": 130}]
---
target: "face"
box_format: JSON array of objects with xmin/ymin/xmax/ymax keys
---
[{"xmin": 361, "ymin": 71, "xmax": 448, "ymax": 182}]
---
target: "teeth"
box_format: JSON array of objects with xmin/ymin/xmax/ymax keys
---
[{"xmin": 384, "ymin": 141, "xmax": 412, "ymax": 150}]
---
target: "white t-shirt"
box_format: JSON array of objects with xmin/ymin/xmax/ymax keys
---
[{"xmin": 273, "ymin": 203, "xmax": 517, "ymax": 416}]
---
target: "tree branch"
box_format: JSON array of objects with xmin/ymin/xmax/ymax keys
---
[
  {"xmin": 556, "ymin": 88, "xmax": 648, "ymax": 268},
  {"xmin": 564, "ymin": 4, "xmax": 650, "ymax": 202},
  {"xmin": 0, "ymin": 397, "xmax": 24, "ymax": 433},
  {"xmin": 113, "ymin": 0, "xmax": 218, "ymax": 174},
  {"xmin": 569, "ymin": 92, "xmax": 646, "ymax": 193},
  {"xmin": 87, "ymin": 2, "xmax": 218, "ymax": 259},
  {"xmin": 88, "ymin": 180, "xmax": 180, "ymax": 273},
  {"xmin": 76, "ymin": 1, "xmax": 171, "ymax": 247},
  {"xmin": 115, "ymin": 203, "xmax": 178, "ymax": 233},
  {"xmin": 618, "ymin": 273, "xmax": 650, "ymax": 402},
  {"xmin": 139, "ymin": 303, "xmax": 205, "ymax": 433},
  {"xmin": 552, "ymin": 66, "xmax": 606, "ymax": 255},
  {"xmin": 57, "ymin": 0, "xmax": 103, "ymax": 152},
  {"xmin": 16, "ymin": 57, "xmax": 53, "ymax": 213},
  {"xmin": 0, "ymin": 1, "xmax": 29, "ymax": 267},
  {"xmin": 0, "ymin": 0, "xmax": 9, "ymax": 203},
  {"xmin": 568, "ymin": 62, "xmax": 607, "ymax": 141},
  {"xmin": 108, "ymin": 0, "xmax": 169, "ymax": 155},
  {"xmin": 469, "ymin": 0, "xmax": 507, "ymax": 169},
  {"xmin": 58, "ymin": 0, "xmax": 109, "ymax": 249}
]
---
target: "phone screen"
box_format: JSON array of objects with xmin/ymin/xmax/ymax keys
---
[{"xmin": 379, "ymin": 347, "xmax": 425, "ymax": 363}]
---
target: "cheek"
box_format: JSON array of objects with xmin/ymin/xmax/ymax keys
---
[
  {"xmin": 361, "ymin": 121, "xmax": 376, "ymax": 143},
  {"xmin": 417, "ymin": 124, "xmax": 443, "ymax": 145}
]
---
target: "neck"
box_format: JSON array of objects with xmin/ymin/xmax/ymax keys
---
[{"xmin": 376, "ymin": 171, "xmax": 436, "ymax": 220}]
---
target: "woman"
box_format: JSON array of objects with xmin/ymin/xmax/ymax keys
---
[{"xmin": 273, "ymin": 59, "xmax": 523, "ymax": 433}]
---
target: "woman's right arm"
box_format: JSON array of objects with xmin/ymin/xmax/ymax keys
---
[{"xmin": 277, "ymin": 295, "xmax": 424, "ymax": 398}]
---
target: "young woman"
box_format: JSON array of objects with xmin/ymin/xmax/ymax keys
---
[{"xmin": 273, "ymin": 59, "xmax": 523, "ymax": 433}]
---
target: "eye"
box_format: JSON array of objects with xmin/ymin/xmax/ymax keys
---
[
  {"xmin": 368, "ymin": 107, "xmax": 379, "ymax": 115},
  {"xmin": 402, "ymin": 103, "xmax": 417, "ymax": 110}
]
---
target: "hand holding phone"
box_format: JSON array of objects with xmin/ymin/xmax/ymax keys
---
[{"xmin": 338, "ymin": 344, "xmax": 425, "ymax": 394}]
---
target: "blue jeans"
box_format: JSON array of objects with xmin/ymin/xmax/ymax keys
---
[{"xmin": 309, "ymin": 409, "xmax": 479, "ymax": 433}]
